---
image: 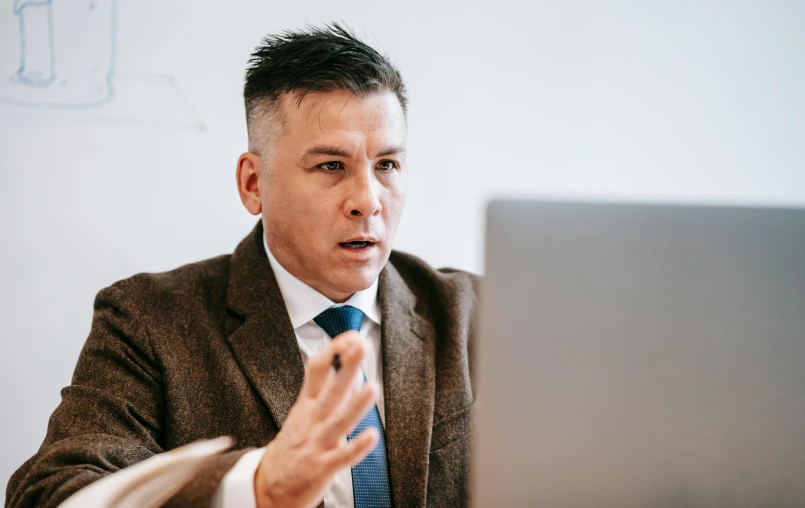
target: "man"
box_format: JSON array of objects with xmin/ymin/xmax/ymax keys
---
[{"xmin": 6, "ymin": 24, "xmax": 478, "ymax": 508}]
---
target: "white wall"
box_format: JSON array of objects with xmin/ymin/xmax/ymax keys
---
[{"xmin": 1, "ymin": 0, "xmax": 804, "ymax": 497}]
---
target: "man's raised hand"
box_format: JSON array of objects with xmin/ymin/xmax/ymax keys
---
[{"xmin": 254, "ymin": 332, "xmax": 379, "ymax": 508}]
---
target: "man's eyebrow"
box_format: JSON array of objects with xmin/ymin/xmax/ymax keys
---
[
  {"xmin": 302, "ymin": 145, "xmax": 353, "ymax": 159},
  {"xmin": 302, "ymin": 145, "xmax": 407, "ymax": 159},
  {"xmin": 376, "ymin": 146, "xmax": 407, "ymax": 158}
]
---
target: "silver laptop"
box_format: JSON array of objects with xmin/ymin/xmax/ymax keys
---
[{"xmin": 473, "ymin": 200, "xmax": 805, "ymax": 508}]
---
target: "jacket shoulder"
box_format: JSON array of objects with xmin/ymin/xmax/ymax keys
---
[
  {"xmin": 95, "ymin": 254, "xmax": 232, "ymax": 325},
  {"xmin": 387, "ymin": 250, "xmax": 481, "ymax": 316}
]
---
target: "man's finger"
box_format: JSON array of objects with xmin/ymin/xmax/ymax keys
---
[
  {"xmin": 319, "ymin": 380, "xmax": 378, "ymax": 445},
  {"xmin": 324, "ymin": 427, "xmax": 380, "ymax": 471},
  {"xmin": 315, "ymin": 333, "xmax": 366, "ymax": 417},
  {"xmin": 301, "ymin": 334, "xmax": 357, "ymax": 399}
]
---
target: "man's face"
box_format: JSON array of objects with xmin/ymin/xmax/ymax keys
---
[{"xmin": 258, "ymin": 90, "xmax": 408, "ymax": 302}]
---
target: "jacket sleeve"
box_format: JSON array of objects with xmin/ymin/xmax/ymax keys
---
[{"xmin": 5, "ymin": 283, "xmax": 248, "ymax": 508}]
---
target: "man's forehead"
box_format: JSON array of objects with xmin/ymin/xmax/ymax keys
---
[{"xmin": 281, "ymin": 90, "xmax": 406, "ymax": 134}]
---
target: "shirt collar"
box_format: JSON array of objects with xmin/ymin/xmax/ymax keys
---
[{"xmin": 263, "ymin": 234, "xmax": 381, "ymax": 330}]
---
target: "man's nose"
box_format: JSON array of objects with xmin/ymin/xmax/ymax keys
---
[{"xmin": 344, "ymin": 171, "xmax": 382, "ymax": 218}]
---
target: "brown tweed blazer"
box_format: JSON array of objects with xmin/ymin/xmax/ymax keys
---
[{"xmin": 6, "ymin": 222, "xmax": 479, "ymax": 508}]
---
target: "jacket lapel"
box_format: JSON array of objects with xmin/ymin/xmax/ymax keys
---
[
  {"xmin": 380, "ymin": 263, "xmax": 436, "ymax": 508},
  {"xmin": 225, "ymin": 222, "xmax": 305, "ymax": 430}
]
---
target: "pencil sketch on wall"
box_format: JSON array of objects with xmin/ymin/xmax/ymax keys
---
[{"xmin": 0, "ymin": 0, "xmax": 206, "ymax": 131}]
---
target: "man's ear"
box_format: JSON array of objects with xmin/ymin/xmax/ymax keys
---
[{"xmin": 236, "ymin": 152, "xmax": 264, "ymax": 216}]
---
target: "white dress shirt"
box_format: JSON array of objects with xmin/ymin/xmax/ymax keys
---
[{"xmin": 214, "ymin": 235, "xmax": 385, "ymax": 508}]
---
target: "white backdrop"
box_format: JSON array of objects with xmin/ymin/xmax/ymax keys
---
[{"xmin": 1, "ymin": 0, "xmax": 804, "ymax": 497}]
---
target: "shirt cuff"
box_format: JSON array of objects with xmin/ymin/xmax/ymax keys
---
[{"xmin": 213, "ymin": 447, "xmax": 267, "ymax": 508}]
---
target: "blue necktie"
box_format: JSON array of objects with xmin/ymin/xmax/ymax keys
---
[{"xmin": 314, "ymin": 306, "xmax": 392, "ymax": 508}]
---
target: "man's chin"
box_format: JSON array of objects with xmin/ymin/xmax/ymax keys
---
[{"xmin": 328, "ymin": 266, "xmax": 382, "ymax": 294}]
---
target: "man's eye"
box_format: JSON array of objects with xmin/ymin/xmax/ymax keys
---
[
  {"xmin": 318, "ymin": 161, "xmax": 343, "ymax": 172},
  {"xmin": 377, "ymin": 160, "xmax": 398, "ymax": 171}
]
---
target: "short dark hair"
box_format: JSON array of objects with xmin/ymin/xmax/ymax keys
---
[{"xmin": 244, "ymin": 23, "xmax": 407, "ymax": 145}]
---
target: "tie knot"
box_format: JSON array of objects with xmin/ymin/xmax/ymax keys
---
[{"xmin": 314, "ymin": 306, "xmax": 365, "ymax": 338}]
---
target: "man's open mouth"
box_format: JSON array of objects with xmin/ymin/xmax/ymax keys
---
[{"xmin": 339, "ymin": 241, "xmax": 375, "ymax": 249}]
